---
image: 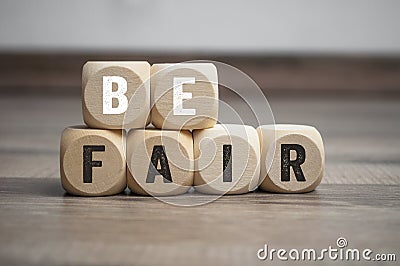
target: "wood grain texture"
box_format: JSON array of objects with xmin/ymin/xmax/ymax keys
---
[
  {"xmin": 1, "ymin": 54, "xmax": 400, "ymax": 94},
  {"xmin": 0, "ymin": 94, "xmax": 399, "ymax": 265},
  {"xmin": 82, "ymin": 61, "xmax": 150, "ymax": 129},
  {"xmin": 151, "ymin": 63, "xmax": 218, "ymax": 129},
  {"xmin": 0, "ymin": 178, "xmax": 399, "ymax": 265},
  {"xmin": 257, "ymin": 124, "xmax": 324, "ymax": 193},
  {"xmin": 127, "ymin": 129, "xmax": 194, "ymax": 196},
  {"xmin": 60, "ymin": 126, "xmax": 126, "ymax": 196},
  {"xmin": 0, "ymin": 95, "xmax": 399, "ymax": 183},
  {"xmin": 193, "ymin": 124, "xmax": 260, "ymax": 194}
]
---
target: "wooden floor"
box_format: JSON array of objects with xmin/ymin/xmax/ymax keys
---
[{"xmin": 0, "ymin": 94, "xmax": 399, "ymax": 265}]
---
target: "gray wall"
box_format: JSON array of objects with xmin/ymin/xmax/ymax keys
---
[{"xmin": 0, "ymin": 0, "xmax": 399, "ymax": 54}]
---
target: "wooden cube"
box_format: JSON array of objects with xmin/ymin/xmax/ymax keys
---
[
  {"xmin": 60, "ymin": 126, "xmax": 126, "ymax": 196},
  {"xmin": 193, "ymin": 124, "xmax": 260, "ymax": 195},
  {"xmin": 127, "ymin": 128, "xmax": 194, "ymax": 196},
  {"xmin": 82, "ymin": 61, "xmax": 150, "ymax": 129},
  {"xmin": 257, "ymin": 124, "xmax": 324, "ymax": 193},
  {"xmin": 151, "ymin": 63, "xmax": 218, "ymax": 130}
]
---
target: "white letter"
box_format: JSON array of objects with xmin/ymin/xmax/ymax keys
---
[
  {"xmin": 329, "ymin": 246, "xmax": 338, "ymax": 260},
  {"xmin": 173, "ymin": 77, "xmax": 196, "ymax": 116},
  {"xmin": 318, "ymin": 249, "xmax": 328, "ymax": 260},
  {"xmin": 277, "ymin": 249, "xmax": 287, "ymax": 261},
  {"xmin": 257, "ymin": 244, "xmax": 268, "ymax": 260},
  {"xmin": 362, "ymin": 249, "xmax": 372, "ymax": 261},
  {"xmin": 289, "ymin": 249, "xmax": 300, "ymax": 260},
  {"xmin": 102, "ymin": 76, "xmax": 128, "ymax": 114}
]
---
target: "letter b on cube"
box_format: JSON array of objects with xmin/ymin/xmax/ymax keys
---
[{"xmin": 82, "ymin": 61, "xmax": 150, "ymax": 129}]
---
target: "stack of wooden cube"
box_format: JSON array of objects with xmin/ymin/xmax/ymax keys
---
[{"xmin": 60, "ymin": 62, "xmax": 324, "ymax": 197}]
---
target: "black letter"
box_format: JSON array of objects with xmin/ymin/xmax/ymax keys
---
[
  {"xmin": 83, "ymin": 145, "xmax": 105, "ymax": 183},
  {"xmin": 281, "ymin": 144, "xmax": 306, "ymax": 182},
  {"xmin": 146, "ymin": 145, "xmax": 172, "ymax": 183},
  {"xmin": 223, "ymin": 144, "xmax": 232, "ymax": 182}
]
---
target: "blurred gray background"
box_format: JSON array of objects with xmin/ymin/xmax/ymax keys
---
[
  {"xmin": 1, "ymin": 0, "xmax": 400, "ymax": 94},
  {"xmin": 0, "ymin": 2, "xmax": 400, "ymax": 265},
  {"xmin": 1, "ymin": 0, "xmax": 399, "ymax": 55}
]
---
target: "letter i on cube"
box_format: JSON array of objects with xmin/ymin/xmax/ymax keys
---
[{"xmin": 193, "ymin": 124, "xmax": 261, "ymax": 195}]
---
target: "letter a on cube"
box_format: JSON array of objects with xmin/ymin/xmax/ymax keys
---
[{"xmin": 126, "ymin": 129, "xmax": 194, "ymax": 196}]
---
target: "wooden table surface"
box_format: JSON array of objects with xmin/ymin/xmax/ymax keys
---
[{"xmin": 0, "ymin": 93, "xmax": 399, "ymax": 265}]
